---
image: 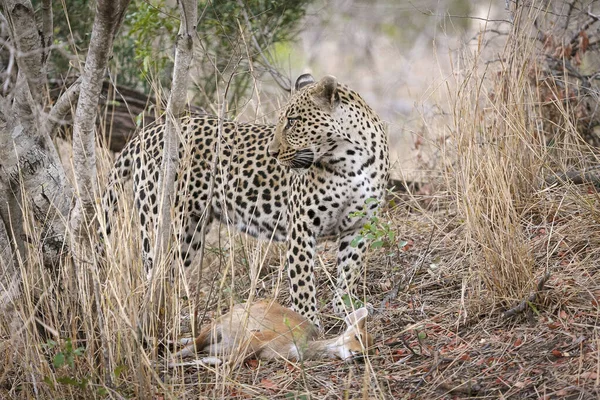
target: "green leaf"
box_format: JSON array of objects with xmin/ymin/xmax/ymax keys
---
[
  {"xmin": 57, "ymin": 376, "xmax": 81, "ymax": 387},
  {"xmin": 398, "ymin": 240, "xmax": 408, "ymax": 250},
  {"xmin": 53, "ymin": 353, "xmax": 65, "ymax": 368},
  {"xmin": 371, "ymin": 240, "xmax": 385, "ymax": 249},
  {"xmin": 350, "ymin": 236, "xmax": 363, "ymax": 247},
  {"xmin": 342, "ymin": 294, "xmax": 364, "ymax": 309},
  {"xmin": 527, "ymin": 301, "xmax": 541, "ymax": 316},
  {"xmin": 114, "ymin": 364, "xmax": 126, "ymax": 378},
  {"xmin": 365, "ymin": 198, "xmax": 378, "ymax": 205},
  {"xmin": 43, "ymin": 376, "xmax": 55, "ymax": 390},
  {"xmin": 417, "ymin": 331, "xmax": 427, "ymax": 340},
  {"xmin": 342, "ymin": 294, "xmax": 353, "ymax": 308},
  {"xmin": 142, "ymin": 55, "xmax": 151, "ymax": 72},
  {"xmin": 97, "ymin": 387, "xmax": 109, "ymax": 396},
  {"xmin": 74, "ymin": 347, "xmax": 85, "ymax": 357},
  {"xmin": 135, "ymin": 112, "xmax": 143, "ymax": 127},
  {"xmin": 285, "ymin": 393, "xmax": 310, "ymax": 400}
]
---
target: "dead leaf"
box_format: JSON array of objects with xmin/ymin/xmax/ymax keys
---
[
  {"xmin": 579, "ymin": 371, "xmax": 598, "ymax": 380},
  {"xmin": 559, "ymin": 310, "xmax": 568, "ymax": 320},
  {"xmin": 260, "ymin": 378, "xmax": 278, "ymax": 390},
  {"xmin": 547, "ymin": 321, "xmax": 560, "ymax": 330},
  {"xmin": 551, "ymin": 349, "xmax": 563, "ymax": 358}
]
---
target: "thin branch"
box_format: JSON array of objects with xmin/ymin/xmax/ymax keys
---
[
  {"xmin": 44, "ymin": 78, "xmax": 81, "ymax": 138},
  {"xmin": 193, "ymin": 69, "xmax": 237, "ymax": 320},
  {"xmin": 503, "ymin": 272, "xmax": 551, "ymax": 318},
  {"xmin": 41, "ymin": 0, "xmax": 52, "ymax": 54},
  {"xmin": 545, "ymin": 166, "xmax": 600, "ymax": 186},
  {"xmin": 153, "ymin": 0, "xmax": 197, "ymax": 267},
  {"xmin": 237, "ymin": 0, "xmax": 291, "ymax": 92},
  {"xmin": 69, "ymin": 0, "xmax": 131, "ymax": 387}
]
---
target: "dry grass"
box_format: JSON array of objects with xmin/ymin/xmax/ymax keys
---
[{"xmin": 2, "ymin": 2, "xmax": 600, "ymax": 399}]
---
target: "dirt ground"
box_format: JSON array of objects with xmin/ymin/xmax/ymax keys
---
[{"xmin": 159, "ymin": 183, "xmax": 600, "ymax": 400}]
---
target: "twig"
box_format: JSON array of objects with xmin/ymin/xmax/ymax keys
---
[
  {"xmin": 401, "ymin": 336, "xmax": 419, "ymax": 357},
  {"xmin": 41, "ymin": 0, "xmax": 53, "ymax": 56},
  {"xmin": 437, "ymin": 381, "xmax": 482, "ymax": 396},
  {"xmin": 503, "ymin": 272, "xmax": 551, "ymax": 318},
  {"xmin": 545, "ymin": 166, "xmax": 600, "ymax": 187},
  {"xmin": 44, "ymin": 77, "xmax": 81, "ymax": 138},
  {"xmin": 379, "ymin": 226, "xmax": 435, "ymax": 311},
  {"xmin": 236, "ymin": 0, "xmax": 291, "ymax": 92},
  {"xmin": 193, "ymin": 66, "xmax": 237, "ymax": 323},
  {"xmin": 569, "ymin": 8, "xmax": 600, "ymax": 46},
  {"xmin": 563, "ymin": 0, "xmax": 576, "ymax": 32}
]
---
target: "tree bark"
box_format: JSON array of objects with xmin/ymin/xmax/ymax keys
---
[
  {"xmin": 154, "ymin": 0, "xmax": 198, "ymax": 266},
  {"xmin": 67, "ymin": 0, "xmax": 130, "ymax": 388},
  {"xmin": 1, "ymin": 0, "xmax": 46, "ymax": 100},
  {"xmin": 69, "ymin": 0, "xmax": 130, "ymax": 250},
  {"xmin": 0, "ymin": 197, "xmax": 22, "ymax": 341},
  {"xmin": 0, "ymin": 0, "xmax": 74, "ymax": 271}
]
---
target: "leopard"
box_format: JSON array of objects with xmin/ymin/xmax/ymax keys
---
[{"xmin": 101, "ymin": 74, "xmax": 390, "ymax": 326}]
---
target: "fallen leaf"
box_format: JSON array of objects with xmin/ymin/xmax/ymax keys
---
[
  {"xmin": 260, "ymin": 378, "xmax": 278, "ymax": 390},
  {"xmin": 559, "ymin": 310, "xmax": 568, "ymax": 320},
  {"xmin": 513, "ymin": 338, "xmax": 523, "ymax": 347},
  {"xmin": 579, "ymin": 371, "xmax": 598, "ymax": 380},
  {"xmin": 551, "ymin": 349, "xmax": 563, "ymax": 358},
  {"xmin": 547, "ymin": 321, "xmax": 560, "ymax": 330}
]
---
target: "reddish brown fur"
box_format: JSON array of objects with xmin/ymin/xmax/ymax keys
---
[{"xmin": 171, "ymin": 300, "xmax": 372, "ymax": 366}]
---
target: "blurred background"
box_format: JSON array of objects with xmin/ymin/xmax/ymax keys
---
[{"xmin": 27, "ymin": 0, "xmax": 507, "ymax": 182}]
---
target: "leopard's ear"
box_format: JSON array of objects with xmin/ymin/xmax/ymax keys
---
[
  {"xmin": 310, "ymin": 75, "xmax": 340, "ymax": 112},
  {"xmin": 295, "ymin": 74, "xmax": 315, "ymax": 91}
]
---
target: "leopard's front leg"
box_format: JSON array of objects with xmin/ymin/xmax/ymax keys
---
[
  {"xmin": 286, "ymin": 182, "xmax": 320, "ymax": 326},
  {"xmin": 332, "ymin": 231, "xmax": 368, "ymax": 315}
]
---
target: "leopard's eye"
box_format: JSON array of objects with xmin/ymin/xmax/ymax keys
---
[{"xmin": 285, "ymin": 117, "xmax": 299, "ymax": 130}]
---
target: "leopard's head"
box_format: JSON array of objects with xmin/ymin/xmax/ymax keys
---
[{"xmin": 268, "ymin": 74, "xmax": 341, "ymax": 169}]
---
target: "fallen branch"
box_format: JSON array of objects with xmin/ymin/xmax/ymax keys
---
[
  {"xmin": 545, "ymin": 167, "xmax": 600, "ymax": 187},
  {"xmin": 503, "ymin": 272, "xmax": 551, "ymax": 319}
]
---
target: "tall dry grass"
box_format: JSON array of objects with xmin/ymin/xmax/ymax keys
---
[
  {"xmin": 441, "ymin": 3, "xmax": 600, "ymax": 316},
  {"xmin": 2, "ymin": 1, "xmax": 600, "ymax": 398},
  {"xmin": 445, "ymin": 11, "xmax": 542, "ymax": 311}
]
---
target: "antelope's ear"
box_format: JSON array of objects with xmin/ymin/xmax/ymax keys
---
[
  {"xmin": 295, "ymin": 73, "xmax": 315, "ymax": 91},
  {"xmin": 310, "ymin": 75, "xmax": 340, "ymax": 111},
  {"xmin": 344, "ymin": 307, "xmax": 368, "ymax": 329}
]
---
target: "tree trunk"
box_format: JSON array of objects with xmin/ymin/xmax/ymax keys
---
[
  {"xmin": 143, "ymin": 0, "xmax": 197, "ymax": 351},
  {"xmin": 0, "ymin": 0, "xmax": 74, "ymax": 271},
  {"xmin": 69, "ymin": 0, "xmax": 130, "ymax": 253},
  {"xmin": 154, "ymin": 0, "xmax": 198, "ymax": 266},
  {"xmin": 0, "ymin": 165, "xmax": 23, "ymax": 337}
]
